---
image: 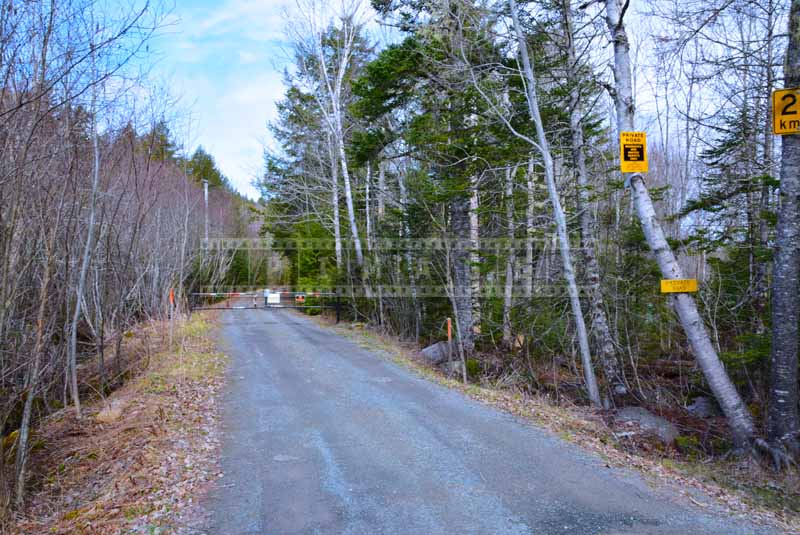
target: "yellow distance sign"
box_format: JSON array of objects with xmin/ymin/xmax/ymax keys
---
[
  {"xmin": 660, "ymin": 279, "xmax": 699, "ymax": 294},
  {"xmin": 619, "ymin": 131, "xmax": 648, "ymax": 173},
  {"xmin": 773, "ymin": 88, "xmax": 800, "ymax": 135}
]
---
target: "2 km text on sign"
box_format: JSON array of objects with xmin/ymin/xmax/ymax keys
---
[
  {"xmin": 773, "ymin": 88, "xmax": 800, "ymax": 135},
  {"xmin": 619, "ymin": 132, "xmax": 648, "ymax": 173}
]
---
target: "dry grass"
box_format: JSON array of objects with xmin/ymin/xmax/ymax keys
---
[
  {"xmin": 11, "ymin": 313, "xmax": 226, "ymax": 535},
  {"xmin": 314, "ymin": 315, "xmax": 799, "ymax": 534}
]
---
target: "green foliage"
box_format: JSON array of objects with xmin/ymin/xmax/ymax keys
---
[
  {"xmin": 188, "ymin": 146, "xmax": 230, "ymax": 189},
  {"xmin": 465, "ymin": 358, "xmax": 481, "ymax": 379},
  {"xmin": 141, "ymin": 120, "xmax": 179, "ymax": 162},
  {"xmin": 351, "ymin": 37, "xmax": 423, "ymax": 123},
  {"xmin": 720, "ymin": 333, "xmax": 771, "ymax": 373},
  {"xmin": 274, "ymin": 219, "xmax": 338, "ymax": 289}
]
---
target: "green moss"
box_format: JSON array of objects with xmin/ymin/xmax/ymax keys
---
[
  {"xmin": 675, "ymin": 435, "xmax": 702, "ymax": 461},
  {"xmin": 63, "ymin": 509, "xmax": 83, "ymax": 521}
]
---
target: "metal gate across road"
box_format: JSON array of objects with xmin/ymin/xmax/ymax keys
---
[{"xmin": 189, "ymin": 290, "xmax": 341, "ymax": 322}]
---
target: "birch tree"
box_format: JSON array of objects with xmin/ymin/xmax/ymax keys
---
[
  {"xmin": 508, "ymin": 0, "xmax": 601, "ymax": 406},
  {"xmin": 293, "ymin": 0, "xmax": 368, "ymax": 268},
  {"xmin": 561, "ymin": 0, "xmax": 626, "ymax": 398},
  {"xmin": 603, "ymin": 0, "xmax": 758, "ymax": 451}
]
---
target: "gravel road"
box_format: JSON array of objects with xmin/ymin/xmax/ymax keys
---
[{"xmin": 205, "ymin": 308, "xmax": 775, "ymax": 535}]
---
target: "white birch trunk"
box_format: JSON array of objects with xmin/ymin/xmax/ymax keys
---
[
  {"xmin": 365, "ymin": 161, "xmax": 372, "ymax": 252},
  {"xmin": 503, "ymin": 165, "xmax": 517, "ymax": 347},
  {"xmin": 605, "ymin": 0, "xmax": 756, "ymax": 447},
  {"xmin": 510, "ymin": 0, "xmax": 600, "ymax": 406},
  {"xmin": 328, "ymin": 134, "xmax": 343, "ymax": 269},
  {"xmin": 335, "ymin": 120, "xmax": 364, "ymax": 267},
  {"xmin": 378, "ymin": 160, "xmax": 386, "ymax": 219},
  {"xmin": 305, "ymin": 4, "xmax": 364, "ymax": 269},
  {"xmin": 469, "ymin": 175, "xmax": 482, "ymax": 335}
]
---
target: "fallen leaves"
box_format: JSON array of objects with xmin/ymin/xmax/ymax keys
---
[{"xmin": 13, "ymin": 314, "xmax": 226, "ymax": 535}]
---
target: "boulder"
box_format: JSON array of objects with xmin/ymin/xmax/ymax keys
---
[
  {"xmin": 615, "ymin": 406, "xmax": 679, "ymax": 446},
  {"xmin": 686, "ymin": 396, "xmax": 722, "ymax": 418},
  {"xmin": 419, "ymin": 341, "xmax": 453, "ymax": 366}
]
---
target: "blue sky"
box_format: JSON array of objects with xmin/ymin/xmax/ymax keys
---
[{"xmin": 151, "ymin": 0, "xmax": 294, "ymax": 199}]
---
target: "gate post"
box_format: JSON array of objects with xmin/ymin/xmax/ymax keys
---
[{"xmin": 335, "ymin": 293, "xmax": 341, "ymax": 324}]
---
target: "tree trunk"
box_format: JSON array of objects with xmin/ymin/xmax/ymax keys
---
[
  {"xmin": 562, "ymin": 0, "xmax": 626, "ymax": 399},
  {"xmin": 329, "ymin": 133, "xmax": 343, "ymax": 269},
  {"xmin": 451, "ymin": 192, "xmax": 475, "ymax": 353},
  {"xmin": 68, "ymin": 38, "xmax": 103, "ymax": 417},
  {"xmin": 15, "ymin": 222, "xmax": 58, "ymax": 507},
  {"xmin": 503, "ymin": 165, "xmax": 516, "ymax": 347},
  {"xmin": 604, "ymin": 0, "xmax": 756, "ymax": 448},
  {"xmin": 365, "ymin": 161, "xmax": 373, "ymax": 253},
  {"xmin": 378, "ymin": 160, "xmax": 386, "ymax": 219},
  {"xmin": 510, "ymin": 0, "xmax": 600, "ymax": 406},
  {"xmin": 335, "ymin": 123, "xmax": 364, "ymax": 268},
  {"xmin": 524, "ymin": 157, "xmax": 535, "ymax": 298},
  {"xmin": 469, "ymin": 175, "xmax": 482, "ymax": 337},
  {"xmin": 768, "ymin": 0, "xmax": 800, "ymax": 457},
  {"xmin": 755, "ymin": 0, "xmax": 777, "ymax": 331}
]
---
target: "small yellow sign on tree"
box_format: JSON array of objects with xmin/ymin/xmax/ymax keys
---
[
  {"xmin": 619, "ymin": 131, "xmax": 648, "ymax": 173},
  {"xmin": 773, "ymin": 88, "xmax": 800, "ymax": 135},
  {"xmin": 660, "ymin": 279, "xmax": 699, "ymax": 293}
]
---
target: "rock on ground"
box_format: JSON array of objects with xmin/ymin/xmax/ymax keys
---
[
  {"xmin": 687, "ymin": 396, "xmax": 722, "ymax": 418},
  {"xmin": 616, "ymin": 406, "xmax": 679, "ymax": 446},
  {"xmin": 420, "ymin": 341, "xmax": 453, "ymax": 365}
]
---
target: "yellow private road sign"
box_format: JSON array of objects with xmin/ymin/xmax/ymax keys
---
[
  {"xmin": 660, "ymin": 279, "xmax": 699, "ymax": 294},
  {"xmin": 620, "ymin": 131, "xmax": 648, "ymax": 173},
  {"xmin": 773, "ymin": 88, "xmax": 800, "ymax": 135}
]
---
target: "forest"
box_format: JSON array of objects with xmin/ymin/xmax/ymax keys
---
[
  {"xmin": 0, "ymin": 0, "xmax": 264, "ymax": 516},
  {"xmin": 261, "ymin": 0, "xmax": 800, "ymax": 472}
]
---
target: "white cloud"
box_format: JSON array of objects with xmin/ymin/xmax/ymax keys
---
[
  {"xmin": 150, "ymin": 0, "xmax": 295, "ymax": 199},
  {"xmin": 153, "ymin": 0, "xmax": 381, "ymax": 200},
  {"xmin": 238, "ymin": 50, "xmax": 259, "ymax": 64}
]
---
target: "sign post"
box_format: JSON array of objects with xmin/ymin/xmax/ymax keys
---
[
  {"xmin": 619, "ymin": 132, "xmax": 649, "ymax": 174},
  {"xmin": 773, "ymin": 88, "xmax": 800, "ymax": 135},
  {"xmin": 446, "ymin": 317, "xmax": 453, "ymax": 362}
]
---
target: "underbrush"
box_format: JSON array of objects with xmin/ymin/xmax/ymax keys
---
[{"xmin": 10, "ymin": 314, "xmax": 226, "ymax": 535}]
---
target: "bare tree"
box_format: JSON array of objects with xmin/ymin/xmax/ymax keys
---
[
  {"xmin": 292, "ymin": 0, "xmax": 368, "ymax": 268},
  {"xmin": 561, "ymin": 0, "xmax": 627, "ymax": 399},
  {"xmin": 509, "ymin": 0, "xmax": 601, "ymax": 406}
]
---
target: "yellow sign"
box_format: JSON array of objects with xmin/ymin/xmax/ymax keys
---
[
  {"xmin": 773, "ymin": 88, "xmax": 800, "ymax": 135},
  {"xmin": 620, "ymin": 132, "xmax": 648, "ymax": 173},
  {"xmin": 660, "ymin": 279, "xmax": 699, "ymax": 294}
]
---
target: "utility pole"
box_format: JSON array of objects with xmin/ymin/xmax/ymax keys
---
[{"xmin": 203, "ymin": 178, "xmax": 209, "ymax": 247}]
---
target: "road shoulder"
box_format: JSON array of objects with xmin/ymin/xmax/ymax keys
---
[{"xmin": 15, "ymin": 314, "xmax": 226, "ymax": 535}]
